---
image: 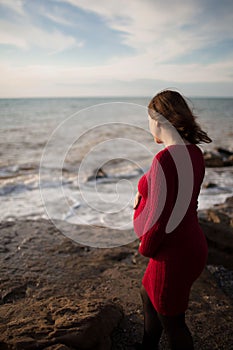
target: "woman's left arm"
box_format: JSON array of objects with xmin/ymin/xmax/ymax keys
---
[{"xmin": 137, "ymin": 150, "xmax": 176, "ymax": 258}]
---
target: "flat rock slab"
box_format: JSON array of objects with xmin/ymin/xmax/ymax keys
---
[{"xmin": 0, "ymin": 297, "xmax": 123, "ymax": 350}]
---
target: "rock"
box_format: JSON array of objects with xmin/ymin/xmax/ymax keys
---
[
  {"xmin": 223, "ymin": 154, "xmax": 233, "ymax": 166},
  {"xmin": 49, "ymin": 301, "xmax": 123, "ymax": 350},
  {"xmin": 87, "ymin": 167, "xmax": 108, "ymax": 182},
  {"xmin": 203, "ymin": 182, "xmax": 218, "ymax": 189},
  {"xmin": 216, "ymin": 147, "xmax": 233, "ymax": 157},
  {"xmin": 199, "ymin": 217, "xmax": 233, "ymax": 270},
  {"xmin": 10, "ymin": 337, "xmax": 37, "ymax": 350},
  {"xmin": 44, "ymin": 345, "xmax": 71, "ymax": 350},
  {"xmin": 203, "ymin": 151, "xmax": 224, "ymax": 167},
  {"xmin": 199, "ymin": 196, "xmax": 233, "ymax": 237},
  {"xmin": 203, "ymin": 148, "xmax": 233, "ymax": 167},
  {"xmin": 207, "ymin": 265, "xmax": 233, "ymax": 299},
  {"xmin": 0, "ymin": 297, "xmax": 123, "ymax": 350},
  {"xmin": 205, "ymin": 209, "xmax": 232, "ymax": 226},
  {"xmin": 225, "ymin": 196, "xmax": 233, "ymax": 206},
  {"xmin": 0, "ymin": 218, "xmax": 233, "ymax": 349},
  {"xmin": 213, "ymin": 195, "xmax": 233, "ymax": 227}
]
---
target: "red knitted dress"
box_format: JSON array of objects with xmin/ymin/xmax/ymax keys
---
[{"xmin": 133, "ymin": 144, "xmax": 208, "ymax": 316}]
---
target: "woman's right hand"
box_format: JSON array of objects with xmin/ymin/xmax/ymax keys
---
[{"xmin": 133, "ymin": 191, "xmax": 142, "ymax": 209}]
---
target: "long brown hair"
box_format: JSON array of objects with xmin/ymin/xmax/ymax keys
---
[{"xmin": 148, "ymin": 90, "xmax": 212, "ymax": 144}]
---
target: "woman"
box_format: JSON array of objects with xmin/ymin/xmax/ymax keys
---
[{"xmin": 133, "ymin": 90, "xmax": 212, "ymax": 350}]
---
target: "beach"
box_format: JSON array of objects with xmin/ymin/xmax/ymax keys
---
[
  {"xmin": 0, "ymin": 97, "xmax": 233, "ymax": 349},
  {"xmin": 1, "ymin": 0, "xmax": 233, "ymax": 346},
  {"xmin": 0, "ymin": 205, "xmax": 233, "ymax": 349}
]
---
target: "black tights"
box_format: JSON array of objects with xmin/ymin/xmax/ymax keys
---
[{"xmin": 140, "ymin": 285, "xmax": 194, "ymax": 350}]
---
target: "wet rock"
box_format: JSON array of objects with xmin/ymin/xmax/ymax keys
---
[
  {"xmin": 205, "ymin": 210, "xmax": 232, "ymax": 226},
  {"xmin": 203, "ymin": 151, "xmax": 224, "ymax": 167},
  {"xmin": 203, "ymin": 182, "xmax": 218, "ymax": 189},
  {"xmin": 203, "ymin": 148, "xmax": 233, "ymax": 167},
  {"xmin": 199, "ymin": 196, "xmax": 233, "ymax": 270},
  {"xmin": 225, "ymin": 196, "xmax": 233, "ymax": 206},
  {"xmin": 200, "ymin": 195, "xmax": 233, "ymax": 228},
  {"xmin": 216, "ymin": 147, "xmax": 233, "ymax": 157},
  {"xmin": 224, "ymin": 154, "xmax": 233, "ymax": 166},
  {"xmin": 213, "ymin": 195, "xmax": 233, "ymax": 227},
  {"xmin": 87, "ymin": 167, "xmax": 108, "ymax": 182}
]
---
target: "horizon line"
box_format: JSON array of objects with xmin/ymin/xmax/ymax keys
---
[{"xmin": 0, "ymin": 95, "xmax": 233, "ymax": 100}]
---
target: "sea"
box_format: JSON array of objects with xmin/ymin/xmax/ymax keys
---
[{"xmin": 1, "ymin": 97, "xmax": 233, "ymax": 242}]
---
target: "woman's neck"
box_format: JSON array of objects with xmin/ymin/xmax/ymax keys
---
[
  {"xmin": 160, "ymin": 128, "xmax": 191, "ymax": 147},
  {"xmin": 163, "ymin": 135, "xmax": 190, "ymax": 147}
]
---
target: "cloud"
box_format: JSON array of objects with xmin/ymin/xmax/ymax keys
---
[
  {"xmin": 0, "ymin": 54, "xmax": 232, "ymax": 90},
  {"xmin": 46, "ymin": 0, "xmax": 233, "ymax": 91},
  {"xmin": 0, "ymin": 19, "xmax": 82, "ymax": 53},
  {"xmin": 62, "ymin": 0, "xmax": 198, "ymax": 51},
  {"xmin": 0, "ymin": 0, "xmax": 232, "ymax": 96},
  {"xmin": 59, "ymin": 0, "xmax": 233, "ymax": 62},
  {"xmin": 42, "ymin": 12, "xmax": 75, "ymax": 27},
  {"xmin": 0, "ymin": 0, "xmax": 25, "ymax": 15},
  {"xmin": 1, "ymin": 55, "xmax": 233, "ymax": 98}
]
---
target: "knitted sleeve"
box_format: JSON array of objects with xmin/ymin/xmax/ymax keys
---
[
  {"xmin": 138, "ymin": 174, "xmax": 148, "ymax": 199},
  {"xmin": 134, "ymin": 148, "xmax": 177, "ymax": 258},
  {"xmin": 133, "ymin": 173, "xmax": 149, "ymax": 241}
]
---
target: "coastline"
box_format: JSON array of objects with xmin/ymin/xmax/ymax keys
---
[{"xmin": 0, "ymin": 204, "xmax": 233, "ymax": 349}]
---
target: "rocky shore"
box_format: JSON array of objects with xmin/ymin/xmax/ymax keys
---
[
  {"xmin": 0, "ymin": 194, "xmax": 233, "ymax": 350},
  {"xmin": 203, "ymin": 147, "xmax": 233, "ymax": 167}
]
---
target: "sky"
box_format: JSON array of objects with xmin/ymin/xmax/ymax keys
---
[{"xmin": 0, "ymin": 0, "xmax": 233, "ymax": 97}]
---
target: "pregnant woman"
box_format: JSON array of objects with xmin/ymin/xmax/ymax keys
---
[{"xmin": 133, "ymin": 90, "xmax": 212, "ymax": 350}]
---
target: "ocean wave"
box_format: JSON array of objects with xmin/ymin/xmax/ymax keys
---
[
  {"xmin": 0, "ymin": 163, "xmax": 39, "ymax": 179},
  {"xmin": 85, "ymin": 166, "xmax": 144, "ymax": 185},
  {"xmin": 0, "ymin": 183, "xmax": 39, "ymax": 196}
]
